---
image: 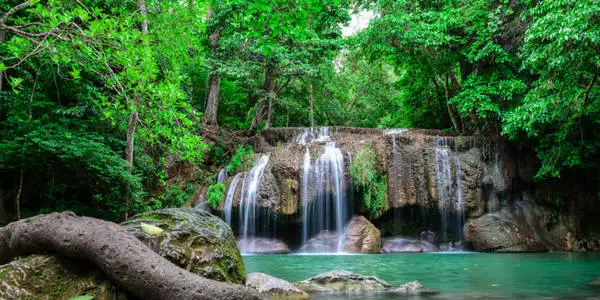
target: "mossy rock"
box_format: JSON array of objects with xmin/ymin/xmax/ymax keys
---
[
  {"xmin": 0, "ymin": 255, "xmax": 129, "ymax": 300},
  {"xmin": 122, "ymin": 208, "xmax": 245, "ymax": 284}
]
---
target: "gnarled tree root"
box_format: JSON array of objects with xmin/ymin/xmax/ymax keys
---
[{"xmin": 0, "ymin": 212, "xmax": 261, "ymax": 300}]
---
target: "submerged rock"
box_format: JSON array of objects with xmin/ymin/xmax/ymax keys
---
[
  {"xmin": 589, "ymin": 277, "xmax": 600, "ymax": 288},
  {"xmin": 0, "ymin": 255, "xmax": 127, "ymax": 300},
  {"xmin": 342, "ymin": 216, "xmax": 381, "ymax": 253},
  {"xmin": 293, "ymin": 270, "xmax": 436, "ymax": 295},
  {"xmin": 238, "ymin": 238, "xmax": 291, "ymax": 254},
  {"xmin": 122, "ymin": 207, "xmax": 246, "ymax": 284},
  {"xmin": 381, "ymin": 238, "xmax": 439, "ymax": 253},
  {"xmin": 246, "ymin": 272, "xmax": 310, "ymax": 299}
]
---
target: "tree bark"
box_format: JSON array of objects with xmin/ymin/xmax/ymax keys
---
[
  {"xmin": 248, "ymin": 63, "xmax": 276, "ymax": 134},
  {"xmin": 204, "ymin": 74, "xmax": 221, "ymax": 126},
  {"xmin": 308, "ymin": 82, "xmax": 315, "ymax": 128},
  {"xmin": 139, "ymin": 0, "xmax": 148, "ymax": 35},
  {"xmin": 124, "ymin": 110, "xmax": 139, "ymax": 220},
  {"xmin": 0, "ymin": 212, "xmax": 261, "ymax": 300},
  {"xmin": 203, "ymin": 6, "xmax": 222, "ymax": 126},
  {"xmin": 444, "ymin": 73, "xmax": 463, "ymax": 134}
]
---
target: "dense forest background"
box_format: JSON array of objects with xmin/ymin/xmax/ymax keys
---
[{"xmin": 0, "ymin": 0, "xmax": 598, "ymax": 223}]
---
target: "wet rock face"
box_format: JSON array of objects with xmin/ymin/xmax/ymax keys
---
[
  {"xmin": 122, "ymin": 208, "xmax": 246, "ymax": 284},
  {"xmin": 464, "ymin": 201, "xmax": 567, "ymax": 252},
  {"xmin": 381, "ymin": 238, "xmax": 439, "ymax": 253},
  {"xmin": 238, "ymin": 238, "xmax": 291, "ymax": 254},
  {"xmin": 0, "ymin": 255, "xmax": 127, "ymax": 300},
  {"xmin": 342, "ymin": 216, "xmax": 381, "ymax": 253},
  {"xmin": 246, "ymin": 272, "xmax": 309, "ymax": 299}
]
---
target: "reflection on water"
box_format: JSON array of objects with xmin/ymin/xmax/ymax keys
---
[{"xmin": 243, "ymin": 253, "xmax": 600, "ymax": 299}]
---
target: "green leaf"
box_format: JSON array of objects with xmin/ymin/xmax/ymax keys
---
[
  {"xmin": 141, "ymin": 222, "xmax": 164, "ymax": 235},
  {"xmin": 69, "ymin": 296, "xmax": 94, "ymax": 300}
]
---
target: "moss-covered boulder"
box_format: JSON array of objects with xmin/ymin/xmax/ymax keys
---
[
  {"xmin": 122, "ymin": 208, "xmax": 245, "ymax": 284},
  {"xmin": 293, "ymin": 270, "xmax": 391, "ymax": 293},
  {"xmin": 0, "ymin": 255, "xmax": 128, "ymax": 300},
  {"xmin": 246, "ymin": 272, "xmax": 309, "ymax": 299},
  {"xmin": 293, "ymin": 270, "xmax": 437, "ymax": 295}
]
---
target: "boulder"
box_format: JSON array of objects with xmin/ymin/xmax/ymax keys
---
[
  {"xmin": 122, "ymin": 207, "xmax": 246, "ymax": 284},
  {"xmin": 299, "ymin": 231, "xmax": 340, "ymax": 253},
  {"xmin": 301, "ymin": 216, "xmax": 381, "ymax": 254},
  {"xmin": 464, "ymin": 201, "xmax": 557, "ymax": 252},
  {"xmin": 293, "ymin": 270, "xmax": 436, "ymax": 295},
  {"xmin": 238, "ymin": 238, "xmax": 291, "ymax": 254},
  {"xmin": 0, "ymin": 255, "xmax": 127, "ymax": 300},
  {"xmin": 293, "ymin": 270, "xmax": 391, "ymax": 292},
  {"xmin": 342, "ymin": 216, "xmax": 381, "ymax": 253},
  {"xmin": 246, "ymin": 272, "xmax": 309, "ymax": 299},
  {"xmin": 381, "ymin": 238, "xmax": 439, "ymax": 253},
  {"xmin": 389, "ymin": 280, "xmax": 437, "ymax": 294}
]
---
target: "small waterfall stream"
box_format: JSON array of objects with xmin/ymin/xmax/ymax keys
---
[
  {"xmin": 434, "ymin": 138, "xmax": 464, "ymax": 242},
  {"xmin": 300, "ymin": 141, "xmax": 348, "ymax": 252},
  {"xmin": 239, "ymin": 154, "xmax": 270, "ymax": 241},
  {"xmin": 217, "ymin": 168, "xmax": 228, "ymax": 183},
  {"xmin": 223, "ymin": 172, "xmax": 242, "ymax": 225}
]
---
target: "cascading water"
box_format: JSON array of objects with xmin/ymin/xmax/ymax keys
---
[
  {"xmin": 301, "ymin": 148, "xmax": 312, "ymax": 246},
  {"xmin": 454, "ymin": 155, "xmax": 464, "ymax": 241},
  {"xmin": 217, "ymin": 168, "xmax": 228, "ymax": 183},
  {"xmin": 239, "ymin": 154, "xmax": 270, "ymax": 241},
  {"xmin": 296, "ymin": 127, "xmax": 330, "ymax": 145},
  {"xmin": 385, "ymin": 129, "xmax": 408, "ymax": 206},
  {"xmin": 434, "ymin": 138, "xmax": 464, "ymax": 242},
  {"xmin": 223, "ymin": 172, "xmax": 242, "ymax": 225},
  {"xmin": 300, "ymin": 141, "xmax": 348, "ymax": 252}
]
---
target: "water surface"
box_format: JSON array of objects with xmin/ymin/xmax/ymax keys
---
[{"xmin": 243, "ymin": 253, "xmax": 600, "ymax": 299}]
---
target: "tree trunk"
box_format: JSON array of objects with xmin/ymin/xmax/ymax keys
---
[
  {"xmin": 203, "ymin": 6, "xmax": 222, "ymax": 126},
  {"xmin": 124, "ymin": 110, "xmax": 138, "ymax": 220},
  {"xmin": 0, "ymin": 212, "xmax": 261, "ymax": 300},
  {"xmin": 444, "ymin": 73, "xmax": 462, "ymax": 134},
  {"xmin": 204, "ymin": 74, "xmax": 221, "ymax": 126},
  {"xmin": 264, "ymin": 92, "xmax": 273, "ymax": 129},
  {"xmin": 248, "ymin": 63, "xmax": 276, "ymax": 134},
  {"xmin": 139, "ymin": 0, "xmax": 148, "ymax": 35},
  {"xmin": 308, "ymin": 82, "xmax": 315, "ymax": 127},
  {"xmin": 14, "ymin": 169, "xmax": 23, "ymax": 219}
]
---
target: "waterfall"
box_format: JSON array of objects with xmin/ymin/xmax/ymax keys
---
[
  {"xmin": 223, "ymin": 173, "xmax": 242, "ymax": 225},
  {"xmin": 239, "ymin": 154, "xmax": 270, "ymax": 241},
  {"xmin": 296, "ymin": 127, "xmax": 330, "ymax": 145},
  {"xmin": 385, "ymin": 129, "xmax": 408, "ymax": 206},
  {"xmin": 434, "ymin": 138, "xmax": 464, "ymax": 242},
  {"xmin": 301, "ymin": 141, "xmax": 348, "ymax": 252},
  {"xmin": 454, "ymin": 155, "xmax": 464, "ymax": 241},
  {"xmin": 301, "ymin": 148, "xmax": 312, "ymax": 246},
  {"xmin": 217, "ymin": 168, "xmax": 228, "ymax": 183}
]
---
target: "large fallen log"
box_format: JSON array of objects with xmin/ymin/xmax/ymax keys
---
[{"xmin": 0, "ymin": 212, "xmax": 261, "ymax": 300}]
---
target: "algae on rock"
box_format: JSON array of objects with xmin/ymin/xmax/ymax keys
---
[{"xmin": 122, "ymin": 207, "xmax": 246, "ymax": 284}]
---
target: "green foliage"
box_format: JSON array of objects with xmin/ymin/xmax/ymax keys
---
[
  {"xmin": 351, "ymin": 145, "xmax": 389, "ymax": 215},
  {"xmin": 226, "ymin": 145, "xmax": 255, "ymax": 173},
  {"xmin": 146, "ymin": 184, "xmax": 196, "ymax": 211},
  {"xmin": 207, "ymin": 183, "xmax": 226, "ymax": 209}
]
